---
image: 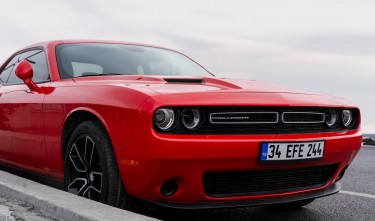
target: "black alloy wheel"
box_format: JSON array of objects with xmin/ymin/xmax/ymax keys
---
[
  {"xmin": 67, "ymin": 135, "xmax": 103, "ymax": 200},
  {"xmin": 64, "ymin": 120, "xmax": 130, "ymax": 208}
]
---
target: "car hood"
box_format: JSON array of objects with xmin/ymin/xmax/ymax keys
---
[
  {"xmin": 73, "ymin": 75, "xmax": 352, "ymax": 107},
  {"xmin": 75, "ymin": 75, "xmax": 312, "ymax": 94},
  {"xmin": 141, "ymin": 76, "xmax": 309, "ymax": 95}
]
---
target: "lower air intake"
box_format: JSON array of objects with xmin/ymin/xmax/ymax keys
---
[{"xmin": 203, "ymin": 164, "xmax": 338, "ymax": 197}]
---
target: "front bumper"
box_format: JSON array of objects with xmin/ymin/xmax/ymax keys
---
[
  {"xmin": 115, "ymin": 129, "xmax": 361, "ymax": 207},
  {"xmin": 145, "ymin": 182, "xmax": 341, "ymax": 209}
]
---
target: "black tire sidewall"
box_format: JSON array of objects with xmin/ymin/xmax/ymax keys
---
[{"xmin": 63, "ymin": 120, "xmax": 120, "ymax": 205}]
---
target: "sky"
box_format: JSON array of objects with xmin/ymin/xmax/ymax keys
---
[{"xmin": 0, "ymin": 0, "xmax": 374, "ymax": 133}]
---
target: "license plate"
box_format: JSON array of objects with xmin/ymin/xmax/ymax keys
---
[{"xmin": 260, "ymin": 141, "xmax": 325, "ymax": 162}]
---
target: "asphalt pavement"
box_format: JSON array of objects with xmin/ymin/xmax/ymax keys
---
[
  {"xmin": 0, "ymin": 194, "xmax": 58, "ymax": 221},
  {"xmin": 143, "ymin": 145, "xmax": 375, "ymax": 221}
]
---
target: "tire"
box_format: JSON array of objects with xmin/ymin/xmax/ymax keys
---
[
  {"xmin": 64, "ymin": 120, "xmax": 130, "ymax": 208},
  {"xmin": 268, "ymin": 199, "xmax": 314, "ymax": 210}
]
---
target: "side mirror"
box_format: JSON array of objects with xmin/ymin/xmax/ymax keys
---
[{"xmin": 15, "ymin": 60, "xmax": 40, "ymax": 92}]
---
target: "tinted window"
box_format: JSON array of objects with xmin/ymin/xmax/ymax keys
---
[
  {"xmin": 27, "ymin": 51, "xmax": 50, "ymax": 82},
  {"xmin": 56, "ymin": 43, "xmax": 212, "ymax": 79},
  {"xmin": 19, "ymin": 50, "xmax": 40, "ymax": 61},
  {"xmin": 0, "ymin": 54, "xmax": 20, "ymax": 84},
  {"xmin": 7, "ymin": 50, "xmax": 49, "ymax": 85},
  {"xmin": 0, "ymin": 67, "xmax": 12, "ymax": 84}
]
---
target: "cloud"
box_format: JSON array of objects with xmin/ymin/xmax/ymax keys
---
[
  {"xmin": 288, "ymin": 33, "xmax": 375, "ymax": 56},
  {"xmin": 362, "ymin": 125, "xmax": 375, "ymax": 134},
  {"xmin": 0, "ymin": 0, "xmax": 374, "ymax": 132}
]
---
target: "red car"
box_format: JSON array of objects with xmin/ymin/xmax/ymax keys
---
[{"xmin": 0, "ymin": 40, "xmax": 362, "ymax": 210}]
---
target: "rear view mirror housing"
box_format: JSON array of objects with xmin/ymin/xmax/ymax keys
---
[{"xmin": 15, "ymin": 60, "xmax": 40, "ymax": 92}]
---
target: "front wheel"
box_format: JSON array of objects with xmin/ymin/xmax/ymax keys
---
[{"xmin": 64, "ymin": 120, "xmax": 130, "ymax": 208}]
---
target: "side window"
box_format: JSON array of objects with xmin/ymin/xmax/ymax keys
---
[
  {"xmin": 28, "ymin": 51, "xmax": 50, "ymax": 82},
  {"xmin": 7, "ymin": 49, "xmax": 50, "ymax": 85},
  {"xmin": 0, "ymin": 54, "xmax": 20, "ymax": 84}
]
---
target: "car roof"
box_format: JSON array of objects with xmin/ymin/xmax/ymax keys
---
[{"xmin": 22, "ymin": 40, "xmax": 172, "ymax": 51}]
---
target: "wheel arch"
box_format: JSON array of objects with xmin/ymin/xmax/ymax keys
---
[{"xmin": 61, "ymin": 108, "xmax": 110, "ymax": 158}]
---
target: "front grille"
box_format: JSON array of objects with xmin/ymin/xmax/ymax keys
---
[
  {"xmin": 282, "ymin": 112, "xmax": 325, "ymax": 123},
  {"xmin": 199, "ymin": 107, "xmax": 358, "ymax": 134},
  {"xmin": 203, "ymin": 164, "xmax": 338, "ymax": 198}
]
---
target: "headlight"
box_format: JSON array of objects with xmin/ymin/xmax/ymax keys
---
[
  {"xmin": 154, "ymin": 108, "xmax": 175, "ymax": 131},
  {"xmin": 325, "ymin": 110, "xmax": 338, "ymax": 127},
  {"xmin": 341, "ymin": 109, "xmax": 352, "ymax": 127},
  {"xmin": 181, "ymin": 108, "xmax": 202, "ymax": 130}
]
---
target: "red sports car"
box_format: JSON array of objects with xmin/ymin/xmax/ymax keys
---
[{"xmin": 0, "ymin": 40, "xmax": 362, "ymax": 210}]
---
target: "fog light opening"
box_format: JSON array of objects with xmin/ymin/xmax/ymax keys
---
[{"xmin": 160, "ymin": 180, "xmax": 179, "ymax": 197}]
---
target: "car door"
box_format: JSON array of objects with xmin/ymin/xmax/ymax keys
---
[{"xmin": 0, "ymin": 49, "xmax": 50, "ymax": 173}]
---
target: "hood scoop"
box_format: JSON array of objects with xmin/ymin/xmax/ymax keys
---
[{"xmin": 163, "ymin": 78, "xmax": 205, "ymax": 84}]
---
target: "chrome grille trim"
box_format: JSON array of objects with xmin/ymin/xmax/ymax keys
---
[
  {"xmin": 281, "ymin": 112, "xmax": 325, "ymax": 124},
  {"xmin": 209, "ymin": 112, "xmax": 279, "ymax": 124}
]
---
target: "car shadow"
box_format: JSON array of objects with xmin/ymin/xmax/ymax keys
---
[{"xmin": 139, "ymin": 205, "xmax": 324, "ymax": 221}]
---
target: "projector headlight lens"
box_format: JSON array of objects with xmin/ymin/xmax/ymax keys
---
[
  {"xmin": 325, "ymin": 110, "xmax": 338, "ymax": 127},
  {"xmin": 341, "ymin": 109, "xmax": 353, "ymax": 127},
  {"xmin": 154, "ymin": 108, "xmax": 175, "ymax": 131},
  {"xmin": 181, "ymin": 108, "xmax": 201, "ymax": 130}
]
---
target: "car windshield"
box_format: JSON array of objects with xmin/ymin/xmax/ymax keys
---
[{"xmin": 56, "ymin": 43, "xmax": 212, "ymax": 79}]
